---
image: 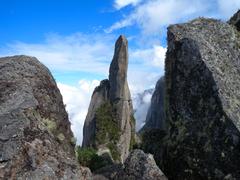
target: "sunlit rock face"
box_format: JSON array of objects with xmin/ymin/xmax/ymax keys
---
[
  {"xmin": 0, "ymin": 55, "xmax": 91, "ymax": 179},
  {"xmin": 163, "ymin": 13, "xmax": 240, "ymax": 179},
  {"xmin": 82, "ymin": 35, "xmax": 135, "ymax": 163}
]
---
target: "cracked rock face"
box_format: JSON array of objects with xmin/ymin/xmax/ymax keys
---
[
  {"xmin": 0, "ymin": 56, "xmax": 91, "ymax": 179},
  {"xmin": 82, "ymin": 35, "xmax": 134, "ymax": 163},
  {"xmin": 163, "ymin": 15, "xmax": 240, "ymax": 179}
]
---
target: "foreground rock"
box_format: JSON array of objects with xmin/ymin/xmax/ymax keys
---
[
  {"xmin": 0, "ymin": 56, "xmax": 91, "ymax": 179},
  {"xmin": 140, "ymin": 77, "xmax": 165, "ymax": 132},
  {"xmin": 163, "ymin": 13, "xmax": 240, "ymax": 179},
  {"xmin": 115, "ymin": 150, "xmax": 167, "ymax": 180},
  {"xmin": 82, "ymin": 35, "xmax": 135, "ymax": 163}
]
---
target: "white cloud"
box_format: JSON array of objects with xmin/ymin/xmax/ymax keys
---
[
  {"xmin": 131, "ymin": 45, "xmax": 166, "ymax": 69},
  {"xmin": 114, "ymin": 0, "xmax": 142, "ymax": 9},
  {"xmin": 132, "ymin": 89, "xmax": 153, "ymax": 130},
  {"xmin": 107, "ymin": 0, "xmax": 240, "ymax": 34},
  {"xmin": 107, "ymin": 0, "xmax": 212, "ymax": 34},
  {"xmin": 57, "ymin": 80, "xmax": 100, "ymax": 145},
  {"xmin": 218, "ymin": 0, "xmax": 240, "ymax": 19},
  {"xmin": 1, "ymin": 33, "xmax": 114, "ymax": 75}
]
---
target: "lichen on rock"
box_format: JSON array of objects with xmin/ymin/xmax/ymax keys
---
[
  {"xmin": 162, "ymin": 14, "xmax": 240, "ymax": 179},
  {"xmin": 0, "ymin": 55, "xmax": 91, "ymax": 179}
]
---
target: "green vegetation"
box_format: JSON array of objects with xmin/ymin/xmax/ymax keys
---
[
  {"xmin": 76, "ymin": 146, "xmax": 109, "ymax": 172},
  {"xmin": 70, "ymin": 137, "xmax": 77, "ymax": 146},
  {"xmin": 95, "ymin": 102, "xmax": 121, "ymax": 161},
  {"xmin": 57, "ymin": 133, "xmax": 65, "ymax": 141},
  {"xmin": 107, "ymin": 143, "xmax": 120, "ymax": 161},
  {"xmin": 42, "ymin": 118, "xmax": 57, "ymax": 133}
]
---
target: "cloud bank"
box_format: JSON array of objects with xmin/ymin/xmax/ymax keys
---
[
  {"xmin": 58, "ymin": 80, "xmax": 100, "ymax": 145},
  {"xmin": 109, "ymin": 0, "xmax": 240, "ymax": 34}
]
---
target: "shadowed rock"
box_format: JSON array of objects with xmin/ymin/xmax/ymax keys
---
[
  {"xmin": 163, "ymin": 15, "xmax": 240, "ymax": 179},
  {"xmin": 140, "ymin": 77, "xmax": 165, "ymax": 132}
]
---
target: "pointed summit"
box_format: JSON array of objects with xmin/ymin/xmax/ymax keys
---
[
  {"xmin": 82, "ymin": 35, "xmax": 135, "ymax": 163},
  {"xmin": 109, "ymin": 35, "xmax": 129, "ymax": 102}
]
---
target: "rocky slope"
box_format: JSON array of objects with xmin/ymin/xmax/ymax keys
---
[
  {"xmin": 82, "ymin": 35, "xmax": 135, "ymax": 163},
  {"xmin": 162, "ymin": 11, "xmax": 240, "ymax": 179},
  {"xmin": 0, "ymin": 55, "xmax": 91, "ymax": 179},
  {"xmin": 140, "ymin": 77, "xmax": 165, "ymax": 132}
]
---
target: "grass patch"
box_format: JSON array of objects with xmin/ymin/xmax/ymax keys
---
[
  {"xmin": 107, "ymin": 143, "xmax": 121, "ymax": 161},
  {"xmin": 76, "ymin": 146, "xmax": 109, "ymax": 171},
  {"xmin": 95, "ymin": 102, "xmax": 121, "ymax": 161}
]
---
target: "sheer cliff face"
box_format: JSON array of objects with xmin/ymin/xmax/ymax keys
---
[
  {"xmin": 0, "ymin": 56, "xmax": 91, "ymax": 179},
  {"xmin": 82, "ymin": 35, "xmax": 134, "ymax": 163},
  {"xmin": 163, "ymin": 14, "xmax": 240, "ymax": 179},
  {"xmin": 141, "ymin": 77, "xmax": 165, "ymax": 132}
]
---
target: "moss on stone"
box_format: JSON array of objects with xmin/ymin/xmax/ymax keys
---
[
  {"xmin": 57, "ymin": 133, "xmax": 65, "ymax": 141},
  {"xmin": 70, "ymin": 137, "xmax": 77, "ymax": 146},
  {"xmin": 42, "ymin": 118, "xmax": 57, "ymax": 133},
  {"xmin": 107, "ymin": 142, "xmax": 120, "ymax": 161},
  {"xmin": 76, "ymin": 146, "xmax": 109, "ymax": 172}
]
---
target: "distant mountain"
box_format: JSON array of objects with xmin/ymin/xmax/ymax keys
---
[
  {"xmin": 132, "ymin": 88, "xmax": 154, "ymax": 131},
  {"xmin": 140, "ymin": 77, "xmax": 165, "ymax": 133}
]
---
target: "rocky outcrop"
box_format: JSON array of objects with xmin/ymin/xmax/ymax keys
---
[
  {"xmin": 0, "ymin": 55, "xmax": 91, "ymax": 179},
  {"xmin": 141, "ymin": 77, "xmax": 165, "ymax": 132},
  {"xmin": 82, "ymin": 35, "xmax": 135, "ymax": 163},
  {"xmin": 82, "ymin": 80, "xmax": 110, "ymax": 148},
  {"xmin": 115, "ymin": 149, "xmax": 167, "ymax": 180},
  {"xmin": 229, "ymin": 10, "xmax": 240, "ymax": 30},
  {"xmin": 163, "ymin": 13, "xmax": 240, "ymax": 179}
]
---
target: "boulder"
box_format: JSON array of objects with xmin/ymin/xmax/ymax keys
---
[
  {"xmin": 0, "ymin": 55, "xmax": 91, "ymax": 179},
  {"xmin": 163, "ymin": 15, "xmax": 240, "ymax": 179},
  {"xmin": 115, "ymin": 149, "xmax": 167, "ymax": 180}
]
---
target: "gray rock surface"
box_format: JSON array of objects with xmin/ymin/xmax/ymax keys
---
[
  {"xmin": 82, "ymin": 80, "xmax": 110, "ymax": 147},
  {"xmin": 115, "ymin": 149, "xmax": 167, "ymax": 180},
  {"xmin": 0, "ymin": 55, "xmax": 92, "ymax": 179},
  {"xmin": 82, "ymin": 35, "xmax": 135, "ymax": 163},
  {"xmin": 140, "ymin": 77, "xmax": 165, "ymax": 132},
  {"xmin": 163, "ymin": 15, "xmax": 240, "ymax": 179},
  {"xmin": 229, "ymin": 10, "xmax": 240, "ymax": 30}
]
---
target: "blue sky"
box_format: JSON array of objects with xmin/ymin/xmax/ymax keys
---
[{"xmin": 1, "ymin": 0, "xmax": 239, "ymax": 144}]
